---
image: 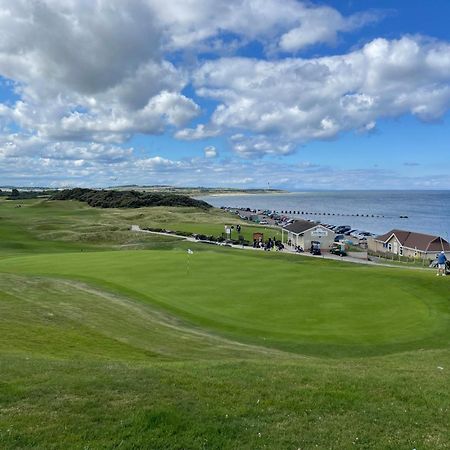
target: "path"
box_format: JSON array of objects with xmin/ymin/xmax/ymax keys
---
[{"xmin": 130, "ymin": 225, "xmax": 431, "ymax": 271}]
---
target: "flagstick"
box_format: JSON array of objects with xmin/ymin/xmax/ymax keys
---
[{"xmin": 186, "ymin": 249, "xmax": 193, "ymax": 275}]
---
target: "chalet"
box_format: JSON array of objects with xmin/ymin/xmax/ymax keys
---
[
  {"xmin": 282, "ymin": 220, "xmax": 336, "ymax": 250},
  {"xmin": 368, "ymin": 229, "xmax": 450, "ymax": 259}
]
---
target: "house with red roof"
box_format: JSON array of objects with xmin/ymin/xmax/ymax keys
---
[{"xmin": 368, "ymin": 229, "xmax": 450, "ymax": 260}]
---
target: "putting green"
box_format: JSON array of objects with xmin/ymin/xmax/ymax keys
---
[{"xmin": 1, "ymin": 249, "xmax": 448, "ymax": 356}]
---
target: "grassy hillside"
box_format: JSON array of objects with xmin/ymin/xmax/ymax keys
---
[
  {"xmin": 1, "ymin": 199, "xmax": 449, "ymax": 449},
  {"xmin": 0, "ymin": 198, "xmax": 279, "ymax": 254}
]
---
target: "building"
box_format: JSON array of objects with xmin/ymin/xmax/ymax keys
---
[
  {"xmin": 282, "ymin": 220, "xmax": 336, "ymax": 250},
  {"xmin": 368, "ymin": 229, "xmax": 450, "ymax": 259}
]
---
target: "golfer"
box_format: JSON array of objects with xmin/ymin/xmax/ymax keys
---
[{"xmin": 436, "ymin": 251, "xmax": 447, "ymax": 276}]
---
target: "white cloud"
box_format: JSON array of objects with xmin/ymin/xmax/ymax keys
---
[
  {"xmin": 148, "ymin": 0, "xmax": 380, "ymax": 52},
  {"xmin": 278, "ymin": 8, "xmax": 380, "ymax": 52},
  {"xmin": 230, "ymin": 134, "xmax": 293, "ymax": 158},
  {"xmin": 0, "ymin": 134, "xmax": 132, "ymax": 162},
  {"xmin": 0, "ymin": 0, "xmax": 385, "ymax": 147},
  {"xmin": 0, "ymin": 0, "xmax": 200, "ymax": 143},
  {"xmin": 204, "ymin": 145, "xmax": 218, "ymax": 158},
  {"xmin": 0, "ymin": 0, "xmax": 448, "ymax": 184},
  {"xmin": 175, "ymin": 124, "xmax": 221, "ymax": 140},
  {"xmin": 1, "ymin": 146, "xmax": 448, "ymax": 190},
  {"xmin": 191, "ymin": 36, "xmax": 450, "ymax": 155}
]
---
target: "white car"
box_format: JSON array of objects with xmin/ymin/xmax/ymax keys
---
[{"xmin": 259, "ymin": 220, "xmax": 269, "ymax": 225}]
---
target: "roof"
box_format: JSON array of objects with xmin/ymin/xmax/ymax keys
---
[
  {"xmin": 283, "ymin": 220, "xmax": 322, "ymax": 234},
  {"xmin": 375, "ymin": 229, "xmax": 450, "ymax": 252}
]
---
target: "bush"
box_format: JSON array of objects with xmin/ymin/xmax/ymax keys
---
[
  {"xmin": 175, "ymin": 230, "xmax": 194, "ymax": 237},
  {"xmin": 6, "ymin": 189, "xmax": 50, "ymax": 200},
  {"xmin": 51, "ymin": 188, "xmax": 212, "ymax": 209}
]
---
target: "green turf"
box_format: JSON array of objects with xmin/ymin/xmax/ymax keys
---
[
  {"xmin": 1, "ymin": 199, "xmax": 450, "ymax": 449},
  {"xmin": 1, "ymin": 249, "xmax": 449, "ymax": 357},
  {"xmin": 0, "ymin": 198, "xmax": 276, "ymax": 254}
]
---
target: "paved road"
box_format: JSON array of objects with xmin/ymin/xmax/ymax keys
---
[{"xmin": 130, "ymin": 225, "xmax": 431, "ymax": 271}]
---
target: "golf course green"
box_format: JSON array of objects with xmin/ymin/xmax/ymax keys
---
[
  {"xmin": 1, "ymin": 199, "xmax": 449, "ymax": 449},
  {"xmin": 1, "ymin": 249, "xmax": 448, "ymax": 357}
]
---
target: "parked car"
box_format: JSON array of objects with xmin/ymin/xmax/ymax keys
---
[
  {"xmin": 259, "ymin": 220, "xmax": 269, "ymax": 225},
  {"xmin": 334, "ymin": 234, "xmax": 345, "ymax": 242},
  {"xmin": 335, "ymin": 225, "xmax": 351, "ymax": 234}
]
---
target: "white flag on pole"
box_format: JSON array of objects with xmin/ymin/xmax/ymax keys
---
[{"xmin": 187, "ymin": 249, "xmax": 194, "ymax": 254}]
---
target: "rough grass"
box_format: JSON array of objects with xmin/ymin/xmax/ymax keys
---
[
  {"xmin": 2, "ymin": 351, "xmax": 450, "ymax": 449},
  {"xmin": 0, "ymin": 198, "xmax": 277, "ymax": 251},
  {"xmin": 1, "ymin": 199, "xmax": 450, "ymax": 449}
]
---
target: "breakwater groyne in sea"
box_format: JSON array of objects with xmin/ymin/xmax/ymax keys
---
[
  {"xmin": 279, "ymin": 210, "xmax": 387, "ymax": 218},
  {"xmin": 195, "ymin": 191, "xmax": 450, "ymax": 238}
]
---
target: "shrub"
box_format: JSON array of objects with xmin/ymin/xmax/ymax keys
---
[
  {"xmin": 175, "ymin": 230, "xmax": 194, "ymax": 237},
  {"xmin": 51, "ymin": 188, "xmax": 211, "ymax": 209}
]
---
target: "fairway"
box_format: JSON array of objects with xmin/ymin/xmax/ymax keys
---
[{"xmin": 1, "ymin": 249, "xmax": 448, "ymax": 357}]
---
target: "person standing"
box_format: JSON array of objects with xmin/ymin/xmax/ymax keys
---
[{"xmin": 437, "ymin": 251, "xmax": 447, "ymax": 276}]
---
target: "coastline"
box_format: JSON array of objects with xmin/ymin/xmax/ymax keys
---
[
  {"xmin": 201, "ymin": 191, "xmax": 289, "ymax": 197},
  {"xmin": 196, "ymin": 190, "xmax": 450, "ymax": 238}
]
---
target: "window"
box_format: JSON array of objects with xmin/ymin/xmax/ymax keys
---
[
  {"xmin": 388, "ymin": 243, "xmax": 392, "ymax": 251},
  {"xmin": 399, "ymin": 246, "xmax": 403, "ymax": 256}
]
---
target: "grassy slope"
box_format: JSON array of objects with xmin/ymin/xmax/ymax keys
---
[
  {"xmin": 0, "ymin": 198, "xmax": 279, "ymax": 249},
  {"xmin": 1, "ymin": 249, "xmax": 449, "ymax": 357},
  {"xmin": 0, "ymin": 199, "xmax": 182, "ymax": 257},
  {"xmin": 1, "ymin": 199, "xmax": 450, "ymax": 449}
]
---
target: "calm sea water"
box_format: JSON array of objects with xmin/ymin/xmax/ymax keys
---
[{"xmin": 196, "ymin": 191, "xmax": 450, "ymax": 238}]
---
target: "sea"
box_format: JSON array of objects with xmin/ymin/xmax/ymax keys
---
[{"xmin": 196, "ymin": 190, "xmax": 450, "ymax": 239}]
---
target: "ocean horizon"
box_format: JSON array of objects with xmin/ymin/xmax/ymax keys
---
[{"xmin": 197, "ymin": 190, "xmax": 450, "ymax": 239}]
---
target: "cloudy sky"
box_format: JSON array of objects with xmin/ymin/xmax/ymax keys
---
[{"xmin": 0, "ymin": 0, "xmax": 449, "ymax": 189}]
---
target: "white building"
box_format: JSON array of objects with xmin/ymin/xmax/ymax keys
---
[{"xmin": 282, "ymin": 220, "xmax": 336, "ymax": 250}]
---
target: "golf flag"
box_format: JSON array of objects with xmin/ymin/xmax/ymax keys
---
[{"xmin": 187, "ymin": 249, "xmax": 194, "ymax": 254}]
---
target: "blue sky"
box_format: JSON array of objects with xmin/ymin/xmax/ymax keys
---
[{"xmin": 0, "ymin": 0, "xmax": 449, "ymax": 189}]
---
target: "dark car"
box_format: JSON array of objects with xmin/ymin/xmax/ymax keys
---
[{"xmin": 335, "ymin": 225, "xmax": 351, "ymax": 234}]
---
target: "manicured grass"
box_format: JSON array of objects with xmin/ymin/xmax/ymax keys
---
[
  {"xmin": 1, "ymin": 270, "xmax": 450, "ymax": 449},
  {"xmin": 1, "ymin": 199, "xmax": 450, "ymax": 449},
  {"xmin": 0, "ymin": 273, "xmax": 273, "ymax": 362},
  {"xmin": 1, "ymin": 249, "xmax": 449, "ymax": 357}
]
